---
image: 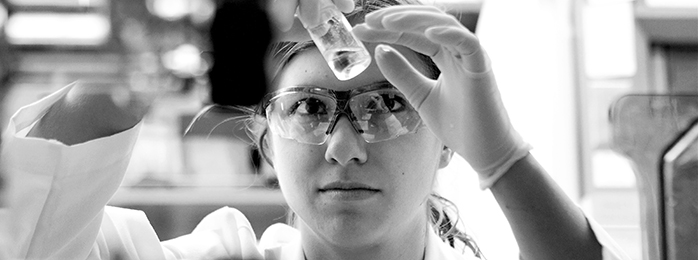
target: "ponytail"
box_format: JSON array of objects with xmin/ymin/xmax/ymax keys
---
[{"xmin": 428, "ymin": 193, "xmax": 486, "ymax": 259}]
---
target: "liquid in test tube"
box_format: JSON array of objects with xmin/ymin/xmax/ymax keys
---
[{"xmin": 304, "ymin": 4, "xmax": 371, "ymax": 81}]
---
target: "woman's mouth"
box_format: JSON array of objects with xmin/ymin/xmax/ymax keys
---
[{"xmin": 319, "ymin": 182, "xmax": 380, "ymax": 201}]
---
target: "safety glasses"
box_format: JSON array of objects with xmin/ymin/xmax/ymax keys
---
[{"xmin": 261, "ymin": 82, "xmax": 423, "ymax": 145}]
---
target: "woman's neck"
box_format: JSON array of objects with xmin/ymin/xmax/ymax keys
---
[{"xmin": 298, "ymin": 215, "xmax": 429, "ymax": 260}]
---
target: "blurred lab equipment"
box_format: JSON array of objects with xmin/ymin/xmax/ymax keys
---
[
  {"xmin": 0, "ymin": 0, "xmax": 285, "ymax": 243},
  {"xmin": 661, "ymin": 118, "xmax": 698, "ymax": 260},
  {"xmin": 610, "ymin": 94, "xmax": 698, "ymax": 260},
  {"xmin": 208, "ymin": 0, "xmax": 271, "ymax": 107}
]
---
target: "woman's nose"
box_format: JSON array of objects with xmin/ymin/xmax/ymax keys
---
[{"xmin": 324, "ymin": 116, "xmax": 368, "ymax": 166}]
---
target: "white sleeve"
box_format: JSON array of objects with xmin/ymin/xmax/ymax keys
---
[
  {"xmin": 1, "ymin": 83, "xmax": 146, "ymax": 259},
  {"xmin": 93, "ymin": 206, "xmax": 167, "ymax": 259},
  {"xmin": 161, "ymin": 207, "xmax": 264, "ymax": 259}
]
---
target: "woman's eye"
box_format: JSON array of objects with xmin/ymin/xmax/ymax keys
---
[
  {"xmin": 366, "ymin": 94, "xmax": 405, "ymax": 113},
  {"xmin": 290, "ymin": 98, "xmax": 328, "ymax": 115}
]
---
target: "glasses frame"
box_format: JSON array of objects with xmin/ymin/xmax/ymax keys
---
[{"xmin": 260, "ymin": 82, "xmax": 423, "ymax": 144}]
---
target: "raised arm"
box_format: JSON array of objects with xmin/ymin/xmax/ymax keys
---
[
  {"xmin": 491, "ymin": 154, "xmax": 602, "ymax": 259},
  {"xmin": 4, "ymin": 83, "xmax": 152, "ymax": 258},
  {"xmin": 354, "ymin": 5, "xmax": 625, "ymax": 260}
]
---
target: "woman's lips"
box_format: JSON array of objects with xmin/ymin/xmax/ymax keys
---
[
  {"xmin": 319, "ymin": 181, "xmax": 377, "ymax": 191},
  {"xmin": 319, "ymin": 181, "xmax": 380, "ymax": 201}
]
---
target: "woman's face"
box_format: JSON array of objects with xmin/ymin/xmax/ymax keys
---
[{"xmin": 268, "ymin": 43, "xmax": 448, "ymax": 247}]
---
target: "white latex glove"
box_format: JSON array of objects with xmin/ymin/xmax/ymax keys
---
[
  {"xmin": 353, "ymin": 5, "xmax": 531, "ymax": 189},
  {"xmin": 267, "ymin": 0, "xmax": 355, "ymax": 41}
]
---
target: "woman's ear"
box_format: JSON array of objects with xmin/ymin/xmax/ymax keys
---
[
  {"xmin": 260, "ymin": 130, "xmax": 274, "ymax": 167},
  {"xmin": 438, "ymin": 146, "xmax": 454, "ymax": 169}
]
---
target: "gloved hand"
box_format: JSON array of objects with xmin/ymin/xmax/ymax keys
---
[
  {"xmin": 267, "ymin": 0, "xmax": 355, "ymax": 41},
  {"xmin": 353, "ymin": 5, "xmax": 531, "ymax": 189}
]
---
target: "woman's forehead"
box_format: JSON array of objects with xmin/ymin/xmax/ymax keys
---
[{"xmin": 274, "ymin": 42, "xmax": 427, "ymax": 92}]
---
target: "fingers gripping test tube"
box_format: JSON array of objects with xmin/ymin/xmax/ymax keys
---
[{"xmin": 301, "ymin": 1, "xmax": 371, "ymax": 81}]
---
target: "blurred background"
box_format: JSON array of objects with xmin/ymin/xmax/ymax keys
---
[{"xmin": 0, "ymin": 0, "xmax": 696, "ymax": 259}]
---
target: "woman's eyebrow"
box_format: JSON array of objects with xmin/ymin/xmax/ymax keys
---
[{"xmin": 361, "ymin": 80, "xmax": 395, "ymax": 89}]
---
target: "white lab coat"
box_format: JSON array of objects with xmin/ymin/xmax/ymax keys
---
[{"xmin": 1, "ymin": 84, "xmax": 629, "ymax": 259}]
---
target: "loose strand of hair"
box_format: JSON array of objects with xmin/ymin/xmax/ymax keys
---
[{"xmin": 429, "ymin": 193, "xmax": 486, "ymax": 259}]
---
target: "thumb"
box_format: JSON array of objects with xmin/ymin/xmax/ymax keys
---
[
  {"xmin": 267, "ymin": 0, "xmax": 299, "ymax": 32},
  {"xmin": 374, "ymin": 44, "xmax": 434, "ymax": 109}
]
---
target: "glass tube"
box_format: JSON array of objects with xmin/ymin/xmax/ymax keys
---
[{"xmin": 303, "ymin": 4, "xmax": 371, "ymax": 81}]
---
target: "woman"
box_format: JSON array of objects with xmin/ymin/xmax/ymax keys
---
[{"xmin": 2, "ymin": 0, "xmax": 629, "ymax": 259}]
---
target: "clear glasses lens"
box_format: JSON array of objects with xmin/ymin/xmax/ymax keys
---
[
  {"xmin": 266, "ymin": 92, "xmax": 336, "ymax": 144},
  {"xmin": 350, "ymin": 89, "xmax": 422, "ymax": 143}
]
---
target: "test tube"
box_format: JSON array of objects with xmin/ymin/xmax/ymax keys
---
[{"xmin": 302, "ymin": 3, "xmax": 371, "ymax": 81}]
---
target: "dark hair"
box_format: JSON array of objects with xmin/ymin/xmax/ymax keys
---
[{"xmin": 246, "ymin": 0, "xmax": 483, "ymax": 257}]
